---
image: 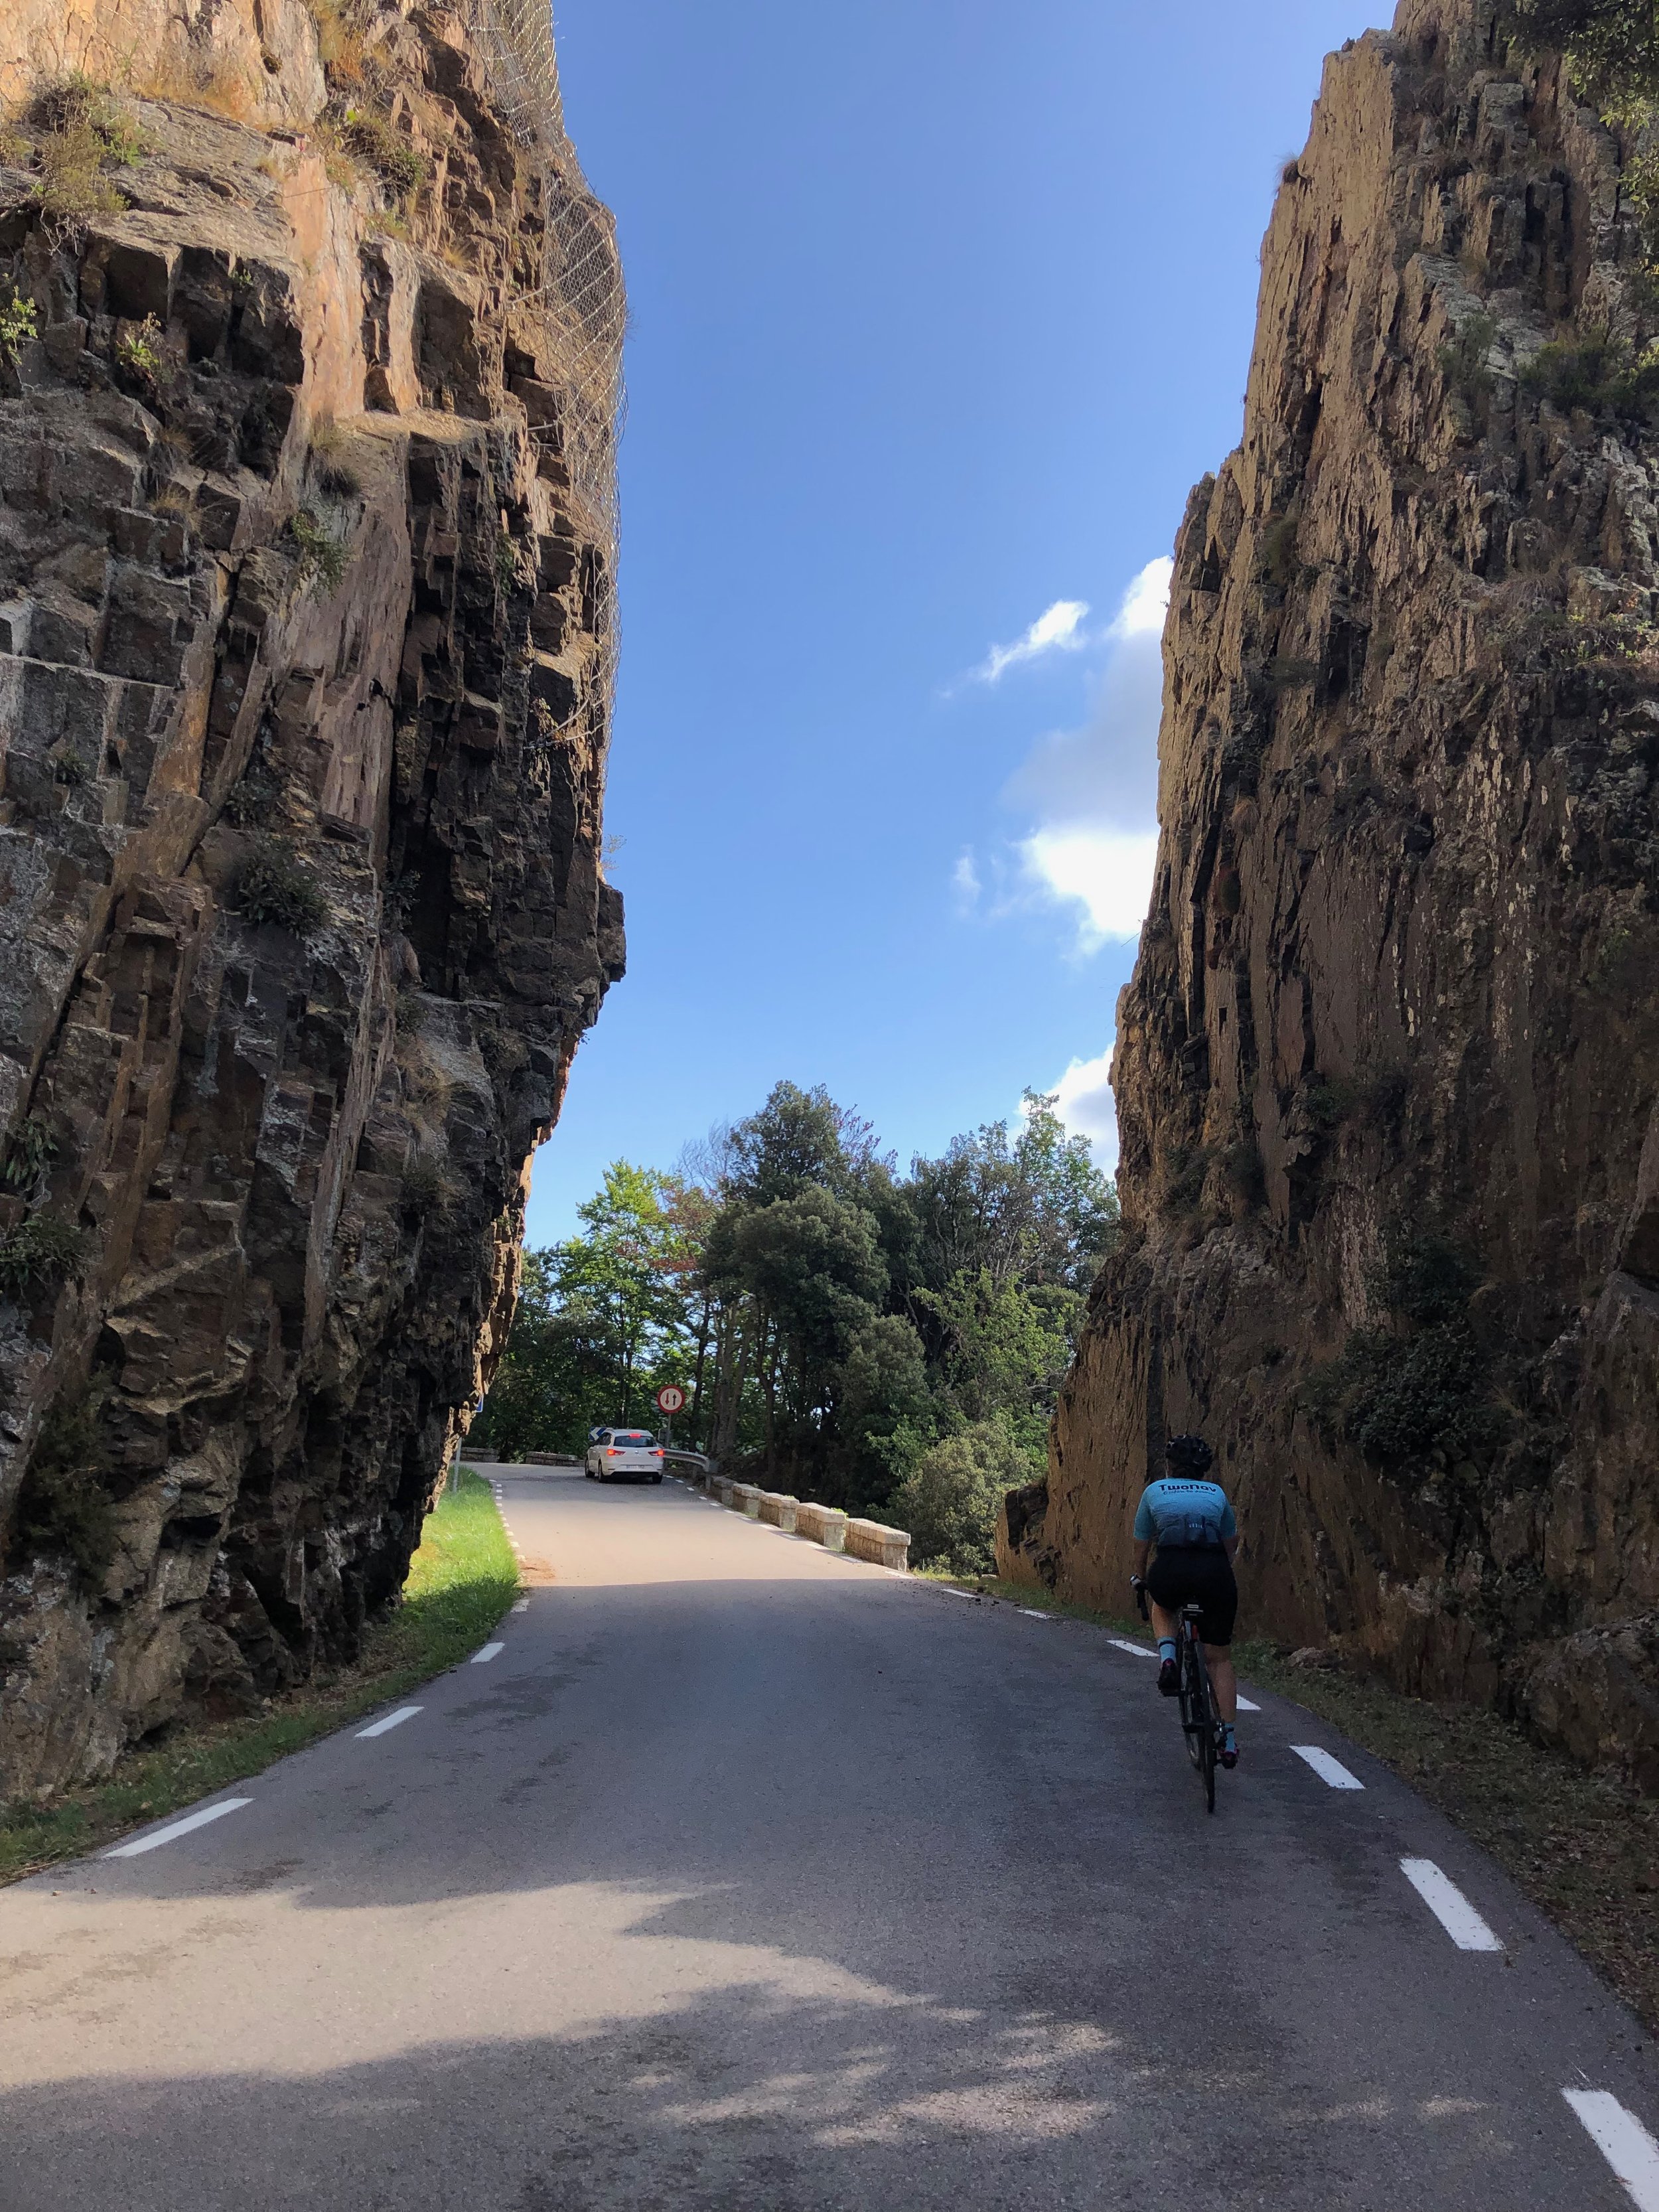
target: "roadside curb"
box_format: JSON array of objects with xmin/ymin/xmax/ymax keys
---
[{"xmin": 684, "ymin": 1469, "xmax": 911, "ymax": 1572}]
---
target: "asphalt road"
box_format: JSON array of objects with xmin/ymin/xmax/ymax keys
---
[{"xmin": 2, "ymin": 1465, "xmax": 1658, "ymax": 2212}]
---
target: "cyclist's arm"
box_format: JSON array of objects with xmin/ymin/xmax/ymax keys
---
[
  {"xmin": 1223, "ymin": 1534, "xmax": 1238, "ymax": 1564},
  {"xmin": 1132, "ymin": 1538, "xmax": 1151, "ymax": 1578}
]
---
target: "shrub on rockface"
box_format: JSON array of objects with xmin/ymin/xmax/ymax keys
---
[
  {"xmin": 890, "ymin": 1420, "xmax": 1042, "ymax": 1578},
  {"xmin": 1301, "ymin": 1230, "xmax": 1498, "ymax": 1471},
  {"xmin": 9, "ymin": 1390, "xmax": 115, "ymax": 1583},
  {"xmin": 236, "ymin": 839, "xmax": 326, "ymax": 935}
]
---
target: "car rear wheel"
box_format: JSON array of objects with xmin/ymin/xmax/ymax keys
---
[{"xmin": 650, "ymin": 1474, "xmax": 663, "ymax": 1485}]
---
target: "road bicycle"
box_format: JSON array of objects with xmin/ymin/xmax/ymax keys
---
[{"xmin": 1134, "ymin": 1580, "xmax": 1223, "ymax": 1814}]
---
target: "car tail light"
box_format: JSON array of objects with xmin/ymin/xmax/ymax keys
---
[{"xmin": 607, "ymin": 1447, "xmax": 618, "ymax": 1455}]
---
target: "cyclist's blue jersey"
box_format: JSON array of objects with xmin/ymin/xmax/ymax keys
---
[{"xmin": 1134, "ymin": 1477, "xmax": 1236, "ymax": 1550}]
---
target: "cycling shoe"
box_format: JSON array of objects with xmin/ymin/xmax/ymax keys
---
[
  {"xmin": 1157, "ymin": 1658, "xmax": 1179, "ymax": 1697},
  {"xmin": 1219, "ymin": 1739, "xmax": 1239, "ymax": 1769}
]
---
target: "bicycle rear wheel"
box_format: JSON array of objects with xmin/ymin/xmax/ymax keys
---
[
  {"xmin": 1177, "ymin": 1632, "xmax": 1204, "ymax": 1771},
  {"xmin": 1189, "ymin": 1640, "xmax": 1218, "ymax": 1813}
]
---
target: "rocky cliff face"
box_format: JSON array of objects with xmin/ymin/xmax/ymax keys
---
[
  {"xmin": 1000, "ymin": 0, "xmax": 1659, "ymax": 1787},
  {"xmin": 0, "ymin": 0, "xmax": 623, "ymax": 1796}
]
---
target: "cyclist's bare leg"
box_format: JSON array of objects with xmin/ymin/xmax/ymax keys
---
[
  {"xmin": 1206, "ymin": 1646, "xmax": 1237, "ymax": 1724},
  {"xmin": 1148, "ymin": 1600, "xmax": 1179, "ymax": 1646}
]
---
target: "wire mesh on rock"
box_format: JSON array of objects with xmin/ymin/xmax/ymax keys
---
[{"xmin": 462, "ymin": 0, "xmax": 624, "ymax": 676}]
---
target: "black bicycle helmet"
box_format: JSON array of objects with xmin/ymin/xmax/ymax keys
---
[{"xmin": 1165, "ymin": 1433, "xmax": 1214, "ymax": 1477}]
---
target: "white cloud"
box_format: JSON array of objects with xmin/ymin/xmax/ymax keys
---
[
  {"xmin": 1111, "ymin": 555, "xmax": 1173, "ymax": 640},
  {"xmin": 1019, "ymin": 827, "xmax": 1159, "ymax": 948},
  {"xmin": 970, "ymin": 598, "xmax": 1090, "ymax": 685},
  {"xmin": 1049, "ymin": 1045, "xmax": 1119, "ymax": 1169},
  {"xmin": 997, "ymin": 555, "xmax": 1171, "ymax": 951},
  {"xmin": 951, "ymin": 847, "xmax": 981, "ymax": 909}
]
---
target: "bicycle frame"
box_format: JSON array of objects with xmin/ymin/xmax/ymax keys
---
[{"xmin": 1135, "ymin": 1584, "xmax": 1222, "ymax": 1814}]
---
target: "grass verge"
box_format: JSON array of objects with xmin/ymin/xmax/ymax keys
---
[
  {"xmin": 933, "ymin": 1571, "xmax": 1659, "ymax": 2032},
  {"xmin": 0, "ymin": 1468, "xmax": 518, "ymax": 1882}
]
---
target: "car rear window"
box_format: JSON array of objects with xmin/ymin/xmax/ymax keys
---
[{"xmin": 614, "ymin": 1432, "xmax": 654, "ymax": 1446}]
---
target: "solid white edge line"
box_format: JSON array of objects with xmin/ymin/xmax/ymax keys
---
[
  {"xmin": 1564, "ymin": 2089, "xmax": 1659, "ymax": 2211},
  {"xmin": 1290, "ymin": 1744, "xmax": 1364, "ymax": 1790},
  {"xmin": 470, "ymin": 1641, "xmax": 504, "ymax": 1663},
  {"xmin": 1108, "ymin": 1637, "xmax": 1155, "ymax": 1658},
  {"xmin": 1238, "ymin": 1696, "xmax": 1261, "ymax": 1712},
  {"xmin": 355, "ymin": 1706, "xmax": 423, "ymax": 1739},
  {"xmin": 1399, "ymin": 1858, "xmax": 1503, "ymax": 1951},
  {"xmin": 104, "ymin": 1798, "xmax": 253, "ymax": 1858}
]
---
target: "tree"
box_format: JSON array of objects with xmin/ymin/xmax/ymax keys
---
[
  {"xmin": 918, "ymin": 1267, "xmax": 1076, "ymax": 1453},
  {"xmin": 476, "ymin": 1085, "xmax": 1119, "ymax": 1509},
  {"xmin": 471, "ymin": 1161, "xmax": 698, "ymax": 1455},
  {"xmin": 889, "ymin": 1420, "xmax": 1041, "ymax": 1577}
]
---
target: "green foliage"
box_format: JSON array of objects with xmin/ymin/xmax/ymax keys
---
[
  {"xmin": 290, "ymin": 508, "xmax": 348, "ymax": 597},
  {"xmin": 1510, "ymin": 1, "xmax": 1659, "ymax": 102},
  {"xmin": 890, "ymin": 1420, "xmax": 1041, "ymax": 1576},
  {"xmin": 9, "ymin": 1389, "xmax": 113, "ymax": 1583},
  {"xmin": 0, "ymin": 294, "xmax": 37, "ymax": 365},
  {"xmin": 2, "ymin": 1113, "xmax": 58, "ymax": 1194},
  {"xmin": 1520, "ymin": 331, "xmax": 1659, "ymax": 417},
  {"xmin": 222, "ymin": 764, "xmax": 281, "ymax": 828},
  {"xmin": 475, "ymin": 1081, "xmax": 1117, "ymax": 1523},
  {"xmin": 27, "ymin": 75, "xmax": 145, "ymax": 231},
  {"xmin": 916, "ymin": 1266, "xmax": 1076, "ymax": 1452},
  {"xmin": 236, "ymin": 838, "xmax": 327, "ymax": 935},
  {"xmin": 399, "ymin": 1157, "xmax": 453, "ymax": 1219},
  {"xmin": 0, "ymin": 1212, "xmax": 84, "ymax": 1301},
  {"xmin": 1303, "ymin": 1074, "xmax": 1364, "ymax": 1132},
  {"xmin": 1159, "ymin": 1143, "xmax": 1210, "ymax": 1216},
  {"xmin": 473, "ymin": 1170, "xmax": 704, "ymax": 1459},
  {"xmin": 114, "ymin": 313, "xmax": 163, "ymax": 390},
  {"xmin": 1260, "ymin": 510, "xmax": 1302, "ymax": 589},
  {"xmin": 494, "ymin": 529, "xmax": 530, "ymax": 593},
  {"xmin": 338, "ymin": 104, "xmax": 427, "ymax": 196},
  {"xmin": 1437, "ymin": 310, "xmax": 1498, "ymax": 399},
  {"xmin": 1301, "ymin": 1230, "xmax": 1494, "ymax": 1471}
]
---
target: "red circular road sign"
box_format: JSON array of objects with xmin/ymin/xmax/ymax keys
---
[{"xmin": 655, "ymin": 1385, "xmax": 686, "ymax": 1414}]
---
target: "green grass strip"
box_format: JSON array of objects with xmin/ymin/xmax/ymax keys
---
[
  {"xmin": 934, "ymin": 1570, "xmax": 1659, "ymax": 2031},
  {"xmin": 0, "ymin": 1467, "xmax": 519, "ymax": 1882}
]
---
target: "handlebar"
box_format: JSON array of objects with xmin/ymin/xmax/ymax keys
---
[{"xmin": 1130, "ymin": 1574, "xmax": 1149, "ymax": 1624}]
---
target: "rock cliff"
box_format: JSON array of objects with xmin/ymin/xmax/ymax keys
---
[
  {"xmin": 1000, "ymin": 0, "xmax": 1659, "ymax": 1787},
  {"xmin": 0, "ymin": 0, "xmax": 623, "ymax": 1795}
]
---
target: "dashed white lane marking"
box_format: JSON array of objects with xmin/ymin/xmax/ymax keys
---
[
  {"xmin": 1563, "ymin": 2089, "xmax": 1659, "ymax": 2210},
  {"xmin": 1019, "ymin": 1609, "xmax": 1054, "ymax": 1620},
  {"xmin": 940, "ymin": 1586, "xmax": 976, "ymax": 1600},
  {"xmin": 105, "ymin": 1799, "xmax": 252, "ymax": 1858},
  {"xmin": 1238, "ymin": 1696, "xmax": 1261, "ymax": 1712},
  {"xmin": 1108, "ymin": 1637, "xmax": 1155, "ymax": 1659},
  {"xmin": 1291, "ymin": 1745, "xmax": 1364, "ymax": 1790},
  {"xmin": 356, "ymin": 1706, "xmax": 423, "ymax": 1739},
  {"xmin": 1400, "ymin": 1858, "xmax": 1503, "ymax": 1951},
  {"xmin": 510, "ymin": 1599, "xmax": 528, "ymax": 1613},
  {"xmin": 471, "ymin": 1642, "xmax": 505, "ymax": 1664}
]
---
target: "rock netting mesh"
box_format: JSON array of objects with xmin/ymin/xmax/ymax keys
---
[{"xmin": 464, "ymin": 0, "xmax": 623, "ymax": 615}]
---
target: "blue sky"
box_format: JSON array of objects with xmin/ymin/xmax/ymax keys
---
[{"xmin": 526, "ymin": 0, "xmax": 1386, "ymax": 1245}]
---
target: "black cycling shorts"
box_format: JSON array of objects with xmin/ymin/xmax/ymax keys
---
[{"xmin": 1146, "ymin": 1544, "xmax": 1238, "ymax": 1647}]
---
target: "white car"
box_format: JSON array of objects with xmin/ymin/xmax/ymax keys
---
[{"xmin": 585, "ymin": 1428, "xmax": 666, "ymax": 1484}]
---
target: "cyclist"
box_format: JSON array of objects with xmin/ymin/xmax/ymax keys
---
[{"xmin": 1130, "ymin": 1434, "xmax": 1240, "ymax": 1769}]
